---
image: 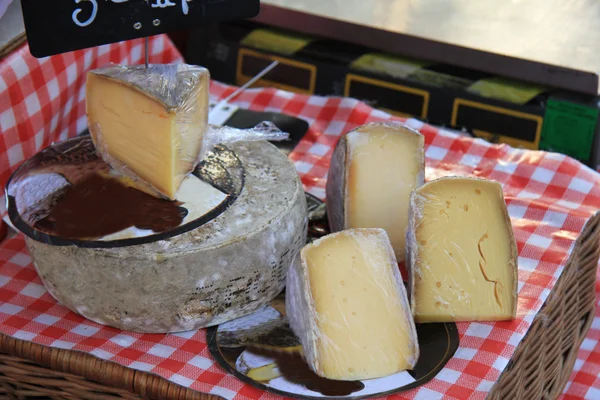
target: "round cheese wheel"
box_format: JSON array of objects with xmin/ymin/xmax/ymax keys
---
[{"xmin": 8, "ymin": 138, "xmax": 307, "ymax": 333}]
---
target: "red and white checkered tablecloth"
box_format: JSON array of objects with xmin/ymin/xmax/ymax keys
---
[{"xmin": 1, "ymin": 37, "xmax": 600, "ymax": 400}]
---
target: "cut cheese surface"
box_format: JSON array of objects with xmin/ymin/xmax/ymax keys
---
[
  {"xmin": 86, "ymin": 64, "xmax": 209, "ymax": 199},
  {"xmin": 326, "ymin": 122, "xmax": 424, "ymax": 261},
  {"xmin": 407, "ymin": 177, "xmax": 518, "ymax": 323},
  {"xmin": 99, "ymin": 175, "xmax": 227, "ymax": 241},
  {"xmin": 286, "ymin": 228, "xmax": 419, "ymax": 381}
]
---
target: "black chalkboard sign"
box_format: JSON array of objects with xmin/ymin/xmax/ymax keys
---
[{"xmin": 21, "ymin": 0, "xmax": 260, "ymax": 58}]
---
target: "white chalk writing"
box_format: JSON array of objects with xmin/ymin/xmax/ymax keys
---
[
  {"xmin": 150, "ymin": 0, "xmax": 191, "ymax": 15},
  {"xmin": 152, "ymin": 0, "xmax": 177, "ymax": 8},
  {"xmin": 72, "ymin": 0, "xmax": 192, "ymax": 27},
  {"xmin": 151, "ymin": 0, "xmax": 176, "ymax": 9},
  {"xmin": 72, "ymin": 0, "xmax": 97, "ymax": 27}
]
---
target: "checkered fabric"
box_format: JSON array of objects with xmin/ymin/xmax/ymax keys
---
[
  {"xmin": 1, "ymin": 39, "xmax": 600, "ymax": 399},
  {"xmin": 0, "ymin": 34, "xmax": 182, "ymax": 216}
]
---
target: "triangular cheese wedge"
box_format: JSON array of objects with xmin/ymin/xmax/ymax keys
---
[
  {"xmin": 86, "ymin": 64, "xmax": 210, "ymax": 199},
  {"xmin": 286, "ymin": 228, "xmax": 419, "ymax": 380}
]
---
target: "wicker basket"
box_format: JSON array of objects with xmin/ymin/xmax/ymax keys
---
[
  {"xmin": 489, "ymin": 211, "xmax": 600, "ymax": 399},
  {"xmin": 0, "ymin": 334, "xmax": 220, "ymax": 400},
  {"xmin": 0, "ymin": 212, "xmax": 598, "ymax": 399}
]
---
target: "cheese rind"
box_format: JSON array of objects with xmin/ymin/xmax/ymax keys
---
[
  {"xmin": 21, "ymin": 141, "xmax": 308, "ymax": 333},
  {"xmin": 326, "ymin": 122, "xmax": 425, "ymax": 261},
  {"xmin": 86, "ymin": 64, "xmax": 210, "ymax": 199},
  {"xmin": 286, "ymin": 228, "xmax": 419, "ymax": 381},
  {"xmin": 406, "ymin": 177, "xmax": 518, "ymax": 323}
]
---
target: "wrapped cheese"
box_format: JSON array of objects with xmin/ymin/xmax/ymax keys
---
[{"xmin": 87, "ymin": 63, "xmax": 287, "ymax": 199}]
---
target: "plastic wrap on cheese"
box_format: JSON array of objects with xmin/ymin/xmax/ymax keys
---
[
  {"xmin": 405, "ymin": 176, "xmax": 518, "ymax": 323},
  {"xmin": 286, "ymin": 228, "xmax": 419, "ymax": 381},
  {"xmin": 86, "ymin": 63, "xmax": 288, "ymax": 199},
  {"xmin": 326, "ymin": 122, "xmax": 425, "ymax": 262}
]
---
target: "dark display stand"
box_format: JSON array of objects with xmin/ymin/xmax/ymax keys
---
[
  {"xmin": 254, "ymin": 1, "xmax": 600, "ymax": 96},
  {"xmin": 186, "ymin": 21, "xmax": 600, "ymax": 167}
]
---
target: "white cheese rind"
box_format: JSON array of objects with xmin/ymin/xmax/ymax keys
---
[
  {"xmin": 286, "ymin": 228, "xmax": 419, "ymax": 381},
  {"xmin": 24, "ymin": 141, "xmax": 308, "ymax": 333},
  {"xmin": 326, "ymin": 122, "xmax": 425, "ymax": 261},
  {"xmin": 406, "ymin": 176, "xmax": 518, "ymax": 323},
  {"xmin": 286, "ymin": 253, "xmax": 318, "ymax": 370}
]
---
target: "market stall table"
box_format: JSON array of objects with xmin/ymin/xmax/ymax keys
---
[
  {"xmin": 256, "ymin": 0, "xmax": 600, "ymax": 95},
  {"xmin": 0, "ymin": 36, "xmax": 600, "ymax": 399}
]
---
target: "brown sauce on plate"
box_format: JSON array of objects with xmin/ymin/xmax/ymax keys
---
[
  {"xmin": 35, "ymin": 173, "xmax": 185, "ymax": 240},
  {"xmin": 245, "ymin": 347, "xmax": 365, "ymax": 396}
]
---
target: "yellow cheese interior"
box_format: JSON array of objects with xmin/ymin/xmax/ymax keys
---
[
  {"xmin": 412, "ymin": 179, "xmax": 516, "ymax": 322},
  {"xmin": 303, "ymin": 229, "xmax": 416, "ymax": 380},
  {"xmin": 86, "ymin": 73, "xmax": 206, "ymax": 199},
  {"xmin": 345, "ymin": 126, "xmax": 423, "ymax": 260}
]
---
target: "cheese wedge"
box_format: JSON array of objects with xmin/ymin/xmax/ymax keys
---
[
  {"xmin": 326, "ymin": 122, "xmax": 425, "ymax": 261},
  {"xmin": 86, "ymin": 64, "xmax": 210, "ymax": 199},
  {"xmin": 406, "ymin": 177, "xmax": 518, "ymax": 323},
  {"xmin": 286, "ymin": 228, "xmax": 419, "ymax": 381}
]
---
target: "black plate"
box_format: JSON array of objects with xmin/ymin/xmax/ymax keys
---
[
  {"xmin": 224, "ymin": 108, "xmax": 310, "ymax": 155},
  {"xmin": 5, "ymin": 136, "xmax": 244, "ymax": 248},
  {"xmin": 207, "ymin": 194, "xmax": 459, "ymax": 399},
  {"xmin": 207, "ymin": 291, "xmax": 459, "ymax": 399}
]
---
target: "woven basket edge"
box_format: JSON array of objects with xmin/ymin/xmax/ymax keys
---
[
  {"xmin": 488, "ymin": 210, "xmax": 600, "ymax": 399},
  {"xmin": 0, "ymin": 332, "xmax": 224, "ymax": 400}
]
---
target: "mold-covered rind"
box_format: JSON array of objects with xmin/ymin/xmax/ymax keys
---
[
  {"xmin": 325, "ymin": 134, "xmax": 348, "ymax": 233},
  {"xmin": 24, "ymin": 141, "xmax": 309, "ymax": 333}
]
